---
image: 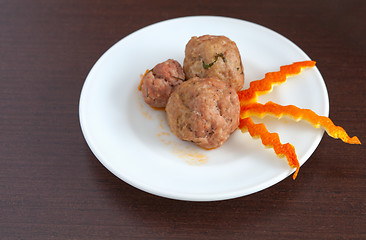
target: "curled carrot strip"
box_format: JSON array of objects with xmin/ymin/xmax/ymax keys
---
[
  {"xmin": 239, "ymin": 117, "xmax": 300, "ymax": 179},
  {"xmin": 241, "ymin": 101, "xmax": 361, "ymax": 145},
  {"xmin": 138, "ymin": 69, "xmax": 150, "ymax": 91},
  {"xmin": 238, "ymin": 61, "xmax": 316, "ymax": 105}
]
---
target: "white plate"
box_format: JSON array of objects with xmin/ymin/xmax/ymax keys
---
[{"xmin": 79, "ymin": 16, "xmax": 329, "ymax": 201}]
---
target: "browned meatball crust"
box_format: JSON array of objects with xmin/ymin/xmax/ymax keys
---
[
  {"xmin": 183, "ymin": 35, "xmax": 244, "ymax": 92},
  {"xmin": 165, "ymin": 77, "xmax": 240, "ymax": 149},
  {"xmin": 141, "ymin": 59, "xmax": 185, "ymax": 108}
]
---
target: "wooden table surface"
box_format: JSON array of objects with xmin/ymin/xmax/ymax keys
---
[{"xmin": 1, "ymin": 0, "xmax": 365, "ymax": 239}]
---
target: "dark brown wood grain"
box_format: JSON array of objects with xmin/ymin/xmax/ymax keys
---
[{"xmin": 1, "ymin": 0, "xmax": 365, "ymax": 239}]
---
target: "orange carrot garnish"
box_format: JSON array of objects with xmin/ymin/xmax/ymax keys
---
[
  {"xmin": 138, "ymin": 69, "xmax": 150, "ymax": 91},
  {"xmin": 239, "ymin": 117, "xmax": 300, "ymax": 180},
  {"xmin": 238, "ymin": 61, "xmax": 316, "ymax": 105},
  {"xmin": 241, "ymin": 101, "xmax": 361, "ymax": 145}
]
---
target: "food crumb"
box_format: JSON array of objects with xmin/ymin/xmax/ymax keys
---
[
  {"xmin": 157, "ymin": 132, "xmax": 170, "ymax": 137},
  {"xmin": 173, "ymin": 147, "xmax": 208, "ymax": 165},
  {"xmin": 157, "ymin": 130, "xmax": 208, "ymax": 165}
]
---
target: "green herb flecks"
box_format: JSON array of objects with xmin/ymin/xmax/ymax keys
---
[
  {"xmin": 202, "ymin": 53, "xmax": 226, "ymax": 69},
  {"xmin": 172, "ymin": 76, "xmax": 185, "ymax": 81}
]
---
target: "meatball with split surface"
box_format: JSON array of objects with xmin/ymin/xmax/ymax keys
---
[
  {"xmin": 141, "ymin": 59, "xmax": 185, "ymax": 108},
  {"xmin": 166, "ymin": 77, "xmax": 240, "ymax": 149},
  {"xmin": 183, "ymin": 35, "xmax": 244, "ymax": 92}
]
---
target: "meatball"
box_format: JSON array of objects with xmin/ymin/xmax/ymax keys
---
[
  {"xmin": 165, "ymin": 77, "xmax": 240, "ymax": 149},
  {"xmin": 183, "ymin": 35, "xmax": 244, "ymax": 92},
  {"xmin": 141, "ymin": 59, "xmax": 185, "ymax": 108}
]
